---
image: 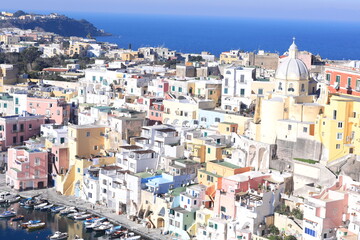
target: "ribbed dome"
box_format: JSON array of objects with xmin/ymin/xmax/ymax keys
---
[{"xmin": 275, "ymin": 57, "xmax": 309, "ymax": 81}]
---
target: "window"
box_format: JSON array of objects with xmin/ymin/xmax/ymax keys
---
[
  {"xmin": 77, "ymin": 168, "xmax": 80, "ymax": 173},
  {"xmin": 357, "ymin": 79, "xmax": 360, "ymax": 90},
  {"xmin": 201, "ymin": 117, "xmax": 207, "ymax": 122},
  {"xmin": 49, "ymin": 103, "xmax": 53, "ymax": 108},
  {"xmin": 20, "ymin": 136, "xmax": 23, "ymax": 142},
  {"xmin": 240, "ymin": 74, "xmax": 245, "ymax": 83},
  {"xmin": 15, "ymin": 107, "xmax": 19, "ymax": 114},
  {"xmin": 215, "ymin": 117, "xmax": 220, "ymax": 122},
  {"xmin": 303, "ymin": 127, "xmax": 308, "ymax": 133},
  {"xmin": 258, "ymin": 88, "xmax": 263, "ymax": 95},
  {"xmin": 92, "ymin": 76, "xmax": 96, "ymax": 81},
  {"xmin": 57, "ymin": 110, "xmax": 60, "ymax": 115},
  {"xmin": 35, "ymin": 158, "xmax": 40, "ymax": 166},
  {"xmin": 305, "ymin": 228, "xmax": 316, "ymax": 237},
  {"xmin": 60, "ymin": 138, "xmax": 65, "ymax": 144},
  {"xmin": 207, "ymin": 148, "xmax": 211, "ymax": 154},
  {"xmin": 3, "ymin": 103, "xmax": 7, "ymax": 108},
  {"xmin": 88, "ymin": 193, "xmax": 92, "ymax": 199},
  {"xmin": 240, "ymin": 89, "xmax": 245, "ymax": 96},
  {"xmin": 348, "ymin": 77, "xmax": 352, "ymax": 87},
  {"xmin": 333, "ymin": 110, "xmax": 337, "ymax": 120},
  {"xmin": 0, "ymin": 125, "xmax": 3, "ymax": 131},
  {"xmin": 326, "ymin": 73, "xmax": 331, "ymax": 81},
  {"xmin": 221, "ymin": 206, "xmax": 226, "ymax": 212},
  {"xmin": 224, "ymin": 88, "xmax": 228, "ymax": 94},
  {"xmin": 15, "ymin": 98, "xmax": 19, "ymax": 104},
  {"xmin": 100, "ymin": 76, "xmax": 103, "ymax": 82},
  {"xmin": 209, "ymin": 90, "xmax": 213, "ymax": 95},
  {"xmin": 94, "ymin": 145, "xmax": 98, "ymax": 150},
  {"xmin": 288, "ymin": 125, "xmax": 292, "ymax": 130},
  {"xmin": 336, "ymin": 133, "xmax": 343, "ymax": 140},
  {"xmin": 224, "ymin": 78, "xmax": 229, "ymax": 86},
  {"xmin": 86, "ymin": 132, "xmax": 90, "ymax": 137},
  {"xmin": 12, "ymin": 136, "xmax": 16, "ymax": 144},
  {"xmin": 171, "ymin": 86, "xmax": 175, "ymax": 91},
  {"xmin": 338, "ymin": 122, "xmax": 343, "ymax": 128},
  {"xmin": 29, "ymin": 124, "xmax": 32, "ymax": 130},
  {"xmin": 336, "ymin": 75, "xmax": 341, "ymax": 83},
  {"xmin": 336, "ymin": 144, "xmax": 341, "ymax": 149},
  {"xmin": 178, "ymin": 87, "xmax": 182, "ymax": 92},
  {"xmin": 20, "ymin": 124, "xmax": 24, "ymax": 131}
]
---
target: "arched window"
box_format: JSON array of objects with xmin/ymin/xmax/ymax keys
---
[{"xmin": 288, "ymin": 83, "xmax": 294, "ymax": 92}]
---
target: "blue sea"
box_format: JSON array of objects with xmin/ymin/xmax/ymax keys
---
[{"xmin": 61, "ymin": 12, "xmax": 360, "ymax": 60}]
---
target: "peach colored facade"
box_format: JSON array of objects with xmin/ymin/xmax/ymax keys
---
[
  {"xmin": 50, "ymin": 145, "xmax": 69, "ymax": 175},
  {"xmin": 27, "ymin": 97, "xmax": 71, "ymax": 124},
  {"xmin": 6, "ymin": 147, "xmax": 48, "ymax": 190},
  {"xmin": 0, "ymin": 113, "xmax": 46, "ymax": 151}
]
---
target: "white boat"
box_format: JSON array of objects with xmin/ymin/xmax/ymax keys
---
[
  {"xmin": 105, "ymin": 225, "xmax": 123, "ymax": 235},
  {"xmin": 60, "ymin": 207, "xmax": 77, "ymax": 215},
  {"xmin": 73, "ymin": 213, "xmax": 92, "ymax": 220},
  {"xmin": 34, "ymin": 202, "xmax": 48, "ymax": 210},
  {"xmin": 49, "ymin": 231, "xmax": 68, "ymax": 240},
  {"xmin": 41, "ymin": 204, "xmax": 54, "ymax": 210},
  {"xmin": 84, "ymin": 217, "xmax": 106, "ymax": 228},
  {"xmin": 7, "ymin": 196, "xmax": 21, "ymax": 204},
  {"xmin": 67, "ymin": 211, "xmax": 86, "ymax": 218},
  {"xmin": 93, "ymin": 221, "xmax": 113, "ymax": 232}
]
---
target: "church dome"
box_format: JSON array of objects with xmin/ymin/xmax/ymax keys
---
[{"xmin": 275, "ymin": 38, "xmax": 309, "ymax": 81}]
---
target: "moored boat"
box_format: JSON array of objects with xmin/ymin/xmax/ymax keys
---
[
  {"xmin": 109, "ymin": 231, "xmax": 125, "ymax": 239},
  {"xmin": 49, "ymin": 231, "xmax": 68, "ymax": 240},
  {"xmin": 7, "ymin": 196, "xmax": 21, "ymax": 204},
  {"xmin": 93, "ymin": 221, "xmax": 113, "ymax": 232},
  {"xmin": 21, "ymin": 220, "xmax": 41, "ymax": 228},
  {"xmin": 67, "ymin": 211, "xmax": 85, "ymax": 219},
  {"xmin": 105, "ymin": 225, "xmax": 124, "ymax": 235},
  {"xmin": 0, "ymin": 210, "xmax": 16, "ymax": 218},
  {"xmin": 27, "ymin": 222, "xmax": 46, "ymax": 231},
  {"xmin": 50, "ymin": 206, "xmax": 66, "ymax": 213},
  {"xmin": 60, "ymin": 207, "xmax": 77, "ymax": 216},
  {"xmin": 41, "ymin": 204, "xmax": 54, "ymax": 211},
  {"xmin": 73, "ymin": 213, "xmax": 92, "ymax": 220},
  {"xmin": 34, "ymin": 202, "xmax": 48, "ymax": 210}
]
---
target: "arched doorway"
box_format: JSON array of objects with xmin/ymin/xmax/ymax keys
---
[{"xmin": 157, "ymin": 217, "xmax": 165, "ymax": 228}]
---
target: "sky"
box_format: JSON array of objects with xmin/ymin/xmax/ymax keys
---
[{"xmin": 3, "ymin": 0, "xmax": 360, "ymax": 22}]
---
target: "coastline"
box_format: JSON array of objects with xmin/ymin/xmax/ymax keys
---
[{"xmin": 0, "ymin": 174, "xmax": 170, "ymax": 240}]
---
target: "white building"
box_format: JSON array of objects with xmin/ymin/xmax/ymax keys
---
[{"xmin": 221, "ymin": 66, "xmax": 256, "ymax": 111}]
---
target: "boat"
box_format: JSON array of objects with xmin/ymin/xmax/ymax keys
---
[
  {"xmin": 60, "ymin": 207, "xmax": 77, "ymax": 216},
  {"xmin": 50, "ymin": 206, "xmax": 66, "ymax": 213},
  {"xmin": 11, "ymin": 215, "xmax": 24, "ymax": 221},
  {"xmin": 105, "ymin": 225, "xmax": 124, "ymax": 235},
  {"xmin": 73, "ymin": 213, "xmax": 92, "ymax": 220},
  {"xmin": 7, "ymin": 196, "xmax": 21, "ymax": 204},
  {"xmin": 0, "ymin": 210, "xmax": 16, "ymax": 218},
  {"xmin": 34, "ymin": 202, "xmax": 48, "ymax": 210},
  {"xmin": 19, "ymin": 198, "xmax": 31, "ymax": 206},
  {"xmin": 24, "ymin": 200, "xmax": 36, "ymax": 209},
  {"xmin": 73, "ymin": 235, "xmax": 84, "ymax": 240},
  {"xmin": 21, "ymin": 220, "xmax": 41, "ymax": 228},
  {"xmin": 67, "ymin": 211, "xmax": 85, "ymax": 219},
  {"xmin": 109, "ymin": 231, "xmax": 125, "ymax": 239},
  {"xmin": 27, "ymin": 222, "xmax": 46, "ymax": 231},
  {"xmin": 41, "ymin": 204, "xmax": 54, "ymax": 211},
  {"xmin": 93, "ymin": 221, "xmax": 113, "ymax": 232},
  {"xmin": 49, "ymin": 231, "xmax": 68, "ymax": 240}
]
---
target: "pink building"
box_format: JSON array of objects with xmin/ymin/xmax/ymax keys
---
[
  {"xmin": 27, "ymin": 97, "xmax": 71, "ymax": 125},
  {"xmin": 6, "ymin": 147, "xmax": 48, "ymax": 190},
  {"xmin": 303, "ymin": 176, "xmax": 350, "ymax": 240},
  {"xmin": 0, "ymin": 112, "xmax": 46, "ymax": 151},
  {"xmin": 214, "ymin": 172, "xmax": 270, "ymax": 219},
  {"xmin": 148, "ymin": 101, "xmax": 164, "ymax": 122},
  {"xmin": 50, "ymin": 145, "xmax": 69, "ymax": 175}
]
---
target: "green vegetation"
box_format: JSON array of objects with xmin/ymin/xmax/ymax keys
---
[
  {"xmin": 293, "ymin": 158, "xmax": 317, "ymax": 164},
  {"xmin": 275, "ymin": 204, "xmax": 303, "ymax": 220}
]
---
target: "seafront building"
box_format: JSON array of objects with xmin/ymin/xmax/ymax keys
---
[{"xmin": 1, "ymin": 26, "xmax": 360, "ymax": 240}]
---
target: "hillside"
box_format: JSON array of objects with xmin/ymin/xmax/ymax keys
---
[{"xmin": 0, "ymin": 14, "xmax": 110, "ymax": 37}]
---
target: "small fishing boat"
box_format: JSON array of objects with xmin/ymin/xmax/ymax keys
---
[
  {"xmin": 60, "ymin": 207, "xmax": 77, "ymax": 216},
  {"xmin": 93, "ymin": 221, "xmax": 113, "ymax": 232},
  {"xmin": 24, "ymin": 200, "xmax": 36, "ymax": 209},
  {"xmin": 67, "ymin": 211, "xmax": 85, "ymax": 219},
  {"xmin": 49, "ymin": 231, "xmax": 68, "ymax": 240},
  {"xmin": 50, "ymin": 206, "xmax": 66, "ymax": 213},
  {"xmin": 7, "ymin": 196, "xmax": 21, "ymax": 204},
  {"xmin": 19, "ymin": 198, "xmax": 31, "ymax": 206},
  {"xmin": 11, "ymin": 215, "xmax": 24, "ymax": 221},
  {"xmin": 41, "ymin": 204, "xmax": 54, "ymax": 211},
  {"xmin": 84, "ymin": 217, "xmax": 106, "ymax": 228},
  {"xmin": 34, "ymin": 202, "xmax": 48, "ymax": 210},
  {"xmin": 27, "ymin": 222, "xmax": 45, "ymax": 231},
  {"xmin": 73, "ymin": 213, "xmax": 92, "ymax": 220},
  {"xmin": 21, "ymin": 220, "xmax": 41, "ymax": 228},
  {"xmin": 109, "ymin": 231, "xmax": 125, "ymax": 239},
  {"xmin": 105, "ymin": 225, "xmax": 123, "ymax": 235},
  {"xmin": 0, "ymin": 210, "xmax": 16, "ymax": 218}
]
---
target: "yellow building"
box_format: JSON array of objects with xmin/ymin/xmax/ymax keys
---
[
  {"xmin": 121, "ymin": 51, "xmax": 139, "ymax": 61},
  {"xmin": 66, "ymin": 42, "xmax": 89, "ymax": 57},
  {"xmin": 56, "ymin": 125, "xmax": 115, "ymax": 195},
  {"xmin": 52, "ymin": 90, "xmax": 77, "ymax": 101},
  {"xmin": 0, "ymin": 64, "xmax": 18, "ymax": 91},
  {"xmin": 315, "ymin": 94, "xmax": 360, "ymax": 163}
]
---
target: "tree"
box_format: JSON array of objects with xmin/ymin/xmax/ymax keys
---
[
  {"xmin": 268, "ymin": 235, "xmax": 282, "ymax": 240},
  {"xmin": 269, "ymin": 225, "xmax": 280, "ymax": 235},
  {"xmin": 284, "ymin": 235, "xmax": 297, "ymax": 240}
]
